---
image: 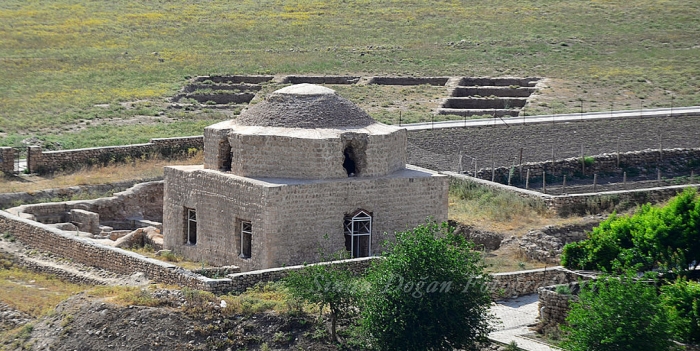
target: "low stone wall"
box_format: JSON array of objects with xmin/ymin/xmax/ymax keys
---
[
  {"xmin": 7, "ymin": 254, "xmax": 108, "ymax": 286},
  {"xmin": 490, "ymin": 267, "xmax": 582, "ymax": 299},
  {"xmin": 0, "ymin": 177, "xmax": 162, "ymax": 210},
  {"xmin": 29, "ymin": 136, "xmax": 203, "ymax": 174},
  {"xmin": 538, "ymin": 283, "xmax": 580, "ymax": 325},
  {"xmin": 222, "ymin": 257, "xmax": 378, "ymax": 294},
  {"xmin": 447, "ymin": 172, "xmax": 700, "ymax": 216},
  {"xmin": 471, "ymin": 148, "xmax": 700, "ymax": 185},
  {"xmin": 1, "ymin": 204, "xmax": 586, "ymax": 297},
  {"xmin": 7, "ymin": 181, "xmax": 164, "ymax": 225},
  {"xmin": 0, "ymin": 209, "xmax": 223, "ymax": 291}
]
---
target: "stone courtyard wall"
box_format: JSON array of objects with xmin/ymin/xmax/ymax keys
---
[
  {"xmin": 447, "ymin": 172, "xmax": 700, "ymax": 216},
  {"xmin": 490, "ymin": 267, "xmax": 583, "ymax": 299},
  {"xmin": 27, "ymin": 136, "xmax": 203, "ymax": 174}
]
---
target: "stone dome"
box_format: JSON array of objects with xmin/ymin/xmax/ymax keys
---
[{"xmin": 235, "ymin": 84, "xmax": 376, "ymax": 129}]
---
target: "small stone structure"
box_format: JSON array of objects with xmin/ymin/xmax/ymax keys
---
[
  {"xmin": 6, "ymin": 181, "xmax": 164, "ymax": 236},
  {"xmin": 164, "ymin": 84, "xmax": 449, "ymax": 271}
]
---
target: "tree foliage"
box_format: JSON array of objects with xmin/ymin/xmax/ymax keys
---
[
  {"xmin": 561, "ymin": 188, "xmax": 700, "ymax": 273},
  {"xmin": 563, "ymin": 273, "xmax": 674, "ymax": 351},
  {"xmin": 661, "ymin": 278, "xmax": 700, "ymax": 344},
  {"xmin": 283, "ymin": 260, "xmax": 358, "ymax": 342},
  {"xmin": 361, "ymin": 221, "xmax": 493, "ymax": 351}
]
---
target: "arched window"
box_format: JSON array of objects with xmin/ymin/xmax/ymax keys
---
[{"xmin": 344, "ymin": 210, "xmax": 372, "ymax": 258}]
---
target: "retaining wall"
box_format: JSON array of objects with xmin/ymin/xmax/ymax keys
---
[
  {"xmin": 471, "ymin": 148, "xmax": 700, "ymax": 185},
  {"xmin": 28, "ymin": 136, "xmax": 203, "ymax": 174},
  {"xmin": 447, "ymin": 172, "xmax": 700, "ymax": 216},
  {"xmin": 407, "ymin": 114, "xmax": 700, "ymax": 172}
]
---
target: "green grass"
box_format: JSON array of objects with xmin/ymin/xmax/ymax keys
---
[{"xmin": 1, "ymin": 0, "xmax": 699, "ymax": 147}]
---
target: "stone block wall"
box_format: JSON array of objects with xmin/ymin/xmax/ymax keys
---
[
  {"xmin": 7, "ymin": 181, "xmax": 164, "ymax": 227},
  {"xmin": 29, "ymin": 136, "xmax": 203, "ymax": 174},
  {"xmin": 0, "ymin": 209, "xmax": 217, "ymax": 290},
  {"xmin": 0, "ymin": 147, "xmax": 14, "ymax": 174},
  {"xmin": 490, "ymin": 267, "xmax": 583, "ymax": 299},
  {"xmin": 407, "ymin": 115, "xmax": 700, "ymax": 172},
  {"xmin": 0, "ymin": 177, "xmax": 162, "ymax": 209},
  {"xmin": 446, "ymin": 172, "xmax": 700, "ymax": 217},
  {"xmin": 471, "ymin": 148, "xmax": 700, "ymax": 185},
  {"xmin": 538, "ymin": 284, "xmax": 579, "ymax": 325}
]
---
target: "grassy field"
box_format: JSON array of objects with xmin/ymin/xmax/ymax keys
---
[{"xmin": 1, "ymin": 0, "xmax": 699, "ymax": 148}]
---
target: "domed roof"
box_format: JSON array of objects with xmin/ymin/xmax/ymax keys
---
[{"xmin": 235, "ymin": 84, "xmax": 376, "ymax": 129}]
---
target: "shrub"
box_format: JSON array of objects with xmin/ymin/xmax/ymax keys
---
[
  {"xmin": 361, "ymin": 221, "xmax": 493, "ymax": 351},
  {"xmin": 555, "ymin": 285, "xmax": 572, "ymax": 295},
  {"xmin": 563, "ymin": 273, "xmax": 674, "ymax": 351}
]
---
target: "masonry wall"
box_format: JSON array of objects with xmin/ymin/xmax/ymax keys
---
[
  {"xmin": 163, "ymin": 165, "xmax": 448, "ymax": 271},
  {"xmin": 490, "ymin": 267, "xmax": 584, "ymax": 299},
  {"xmin": 163, "ymin": 166, "xmax": 268, "ymax": 272},
  {"xmin": 407, "ymin": 115, "xmax": 700, "ymax": 172},
  {"xmin": 471, "ymin": 148, "xmax": 700, "ymax": 184},
  {"xmin": 0, "ymin": 209, "xmax": 219, "ymax": 290},
  {"xmin": 538, "ymin": 284, "xmax": 579, "ymax": 325},
  {"xmin": 0, "ymin": 147, "xmax": 14, "ymax": 174},
  {"xmin": 7, "ymin": 181, "xmax": 164, "ymax": 227},
  {"xmin": 447, "ymin": 172, "xmax": 700, "ymax": 217},
  {"xmin": 29, "ymin": 136, "xmax": 203, "ymax": 174},
  {"xmin": 264, "ymin": 165, "xmax": 448, "ymax": 269}
]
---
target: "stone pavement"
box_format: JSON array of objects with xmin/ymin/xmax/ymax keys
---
[{"xmin": 489, "ymin": 294, "xmax": 561, "ymax": 351}]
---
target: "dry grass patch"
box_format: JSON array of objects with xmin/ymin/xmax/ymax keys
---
[
  {"xmin": 0, "ymin": 152, "xmax": 203, "ymax": 194},
  {"xmin": 448, "ymin": 177, "xmax": 578, "ymax": 235},
  {"xmin": 0, "ymin": 265, "xmax": 88, "ymax": 318}
]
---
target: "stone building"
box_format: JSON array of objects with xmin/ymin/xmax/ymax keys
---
[{"xmin": 163, "ymin": 84, "xmax": 448, "ymax": 271}]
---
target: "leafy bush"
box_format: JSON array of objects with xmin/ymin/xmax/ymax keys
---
[
  {"xmin": 561, "ymin": 188, "xmax": 700, "ymax": 273},
  {"xmin": 361, "ymin": 221, "xmax": 493, "ymax": 351},
  {"xmin": 555, "ymin": 285, "xmax": 572, "ymax": 295},
  {"xmin": 563, "ymin": 273, "xmax": 674, "ymax": 351},
  {"xmin": 661, "ymin": 278, "xmax": 700, "ymax": 344}
]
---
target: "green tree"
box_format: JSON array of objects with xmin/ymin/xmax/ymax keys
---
[
  {"xmin": 661, "ymin": 278, "xmax": 700, "ymax": 344},
  {"xmin": 361, "ymin": 221, "xmax": 493, "ymax": 351},
  {"xmin": 563, "ymin": 273, "xmax": 674, "ymax": 351},
  {"xmin": 561, "ymin": 188, "xmax": 700, "ymax": 273},
  {"xmin": 283, "ymin": 260, "xmax": 358, "ymax": 342}
]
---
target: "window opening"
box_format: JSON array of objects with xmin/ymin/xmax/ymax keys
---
[
  {"xmin": 186, "ymin": 208, "xmax": 197, "ymax": 245},
  {"xmin": 343, "ymin": 146, "xmax": 356, "ymax": 177},
  {"xmin": 240, "ymin": 221, "xmax": 252, "ymax": 258},
  {"xmin": 344, "ymin": 210, "xmax": 371, "ymax": 258}
]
